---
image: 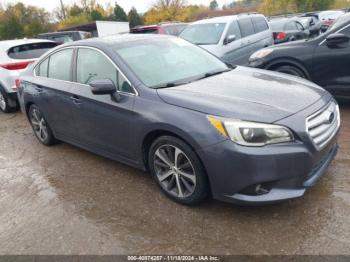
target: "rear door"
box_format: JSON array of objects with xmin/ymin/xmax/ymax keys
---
[
  {"xmin": 312, "ymin": 25, "xmax": 350, "ymax": 96},
  {"xmin": 235, "ymin": 17, "xmax": 257, "ymax": 65},
  {"xmin": 71, "ymin": 47, "xmax": 137, "ymax": 159},
  {"xmin": 252, "ymin": 16, "xmax": 273, "ymax": 48},
  {"xmin": 34, "ymin": 48, "xmax": 78, "ymax": 139}
]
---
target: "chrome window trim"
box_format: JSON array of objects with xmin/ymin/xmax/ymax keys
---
[
  {"xmin": 33, "ymin": 45, "xmax": 139, "ymax": 96},
  {"xmin": 318, "ymin": 23, "xmax": 350, "ymax": 46}
]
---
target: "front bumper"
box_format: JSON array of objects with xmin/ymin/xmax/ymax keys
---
[{"xmin": 196, "ymin": 99, "xmax": 339, "ymax": 205}]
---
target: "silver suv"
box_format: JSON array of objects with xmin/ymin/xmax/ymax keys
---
[
  {"xmin": 0, "ymin": 39, "xmax": 57, "ymax": 112},
  {"xmin": 180, "ymin": 13, "xmax": 273, "ymax": 65}
]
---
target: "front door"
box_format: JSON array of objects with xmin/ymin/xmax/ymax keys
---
[
  {"xmin": 70, "ymin": 47, "xmax": 137, "ymax": 159},
  {"xmin": 312, "ymin": 25, "xmax": 350, "ymax": 96}
]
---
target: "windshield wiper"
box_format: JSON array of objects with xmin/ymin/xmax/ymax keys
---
[
  {"xmin": 153, "ymin": 81, "xmax": 190, "ymax": 89},
  {"xmin": 198, "ymin": 68, "xmax": 233, "ymax": 80}
]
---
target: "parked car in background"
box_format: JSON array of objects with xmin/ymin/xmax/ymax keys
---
[
  {"xmin": 297, "ymin": 16, "xmax": 321, "ymax": 37},
  {"xmin": 269, "ymin": 18, "xmax": 309, "ymax": 44},
  {"xmin": 179, "ymin": 13, "xmax": 273, "ymax": 65},
  {"xmin": 318, "ymin": 10, "xmax": 345, "ymax": 32},
  {"xmin": 18, "ymin": 35, "xmax": 339, "ymax": 205},
  {"xmin": 0, "ymin": 39, "xmax": 58, "ymax": 112},
  {"xmin": 300, "ymin": 13, "xmax": 322, "ymax": 37},
  {"xmin": 130, "ymin": 22, "xmax": 188, "ymax": 36},
  {"xmin": 37, "ymin": 31, "xmax": 91, "ymax": 44},
  {"xmin": 249, "ymin": 13, "xmax": 350, "ymax": 98}
]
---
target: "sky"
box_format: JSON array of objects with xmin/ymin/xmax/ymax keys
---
[{"xmin": 3, "ymin": 0, "xmax": 233, "ymax": 12}]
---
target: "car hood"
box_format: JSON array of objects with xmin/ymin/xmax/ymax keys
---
[{"xmin": 157, "ymin": 66, "xmax": 327, "ymax": 123}]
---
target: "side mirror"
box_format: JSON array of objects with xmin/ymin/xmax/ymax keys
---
[
  {"xmin": 326, "ymin": 33, "xmax": 350, "ymax": 46},
  {"xmin": 89, "ymin": 79, "xmax": 121, "ymax": 102},
  {"xmin": 224, "ymin": 35, "xmax": 236, "ymax": 45}
]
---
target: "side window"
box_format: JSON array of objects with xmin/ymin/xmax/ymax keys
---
[
  {"xmin": 77, "ymin": 48, "xmax": 117, "ymax": 86},
  {"xmin": 117, "ymin": 72, "xmax": 133, "ymax": 93},
  {"xmin": 296, "ymin": 22, "xmax": 304, "ymax": 31},
  {"xmin": 252, "ymin": 17, "xmax": 269, "ymax": 33},
  {"xmin": 38, "ymin": 58, "xmax": 49, "ymax": 77},
  {"xmin": 76, "ymin": 48, "xmax": 134, "ymax": 94},
  {"xmin": 226, "ymin": 21, "xmax": 241, "ymax": 40},
  {"xmin": 237, "ymin": 17, "xmax": 255, "ymax": 37},
  {"xmin": 285, "ymin": 22, "xmax": 297, "ymax": 31},
  {"xmin": 48, "ymin": 49, "xmax": 73, "ymax": 81}
]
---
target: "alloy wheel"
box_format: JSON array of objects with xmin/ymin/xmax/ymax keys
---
[
  {"xmin": 30, "ymin": 108, "xmax": 49, "ymax": 143},
  {"xmin": 0, "ymin": 92, "xmax": 6, "ymax": 111},
  {"xmin": 153, "ymin": 145, "xmax": 196, "ymax": 198}
]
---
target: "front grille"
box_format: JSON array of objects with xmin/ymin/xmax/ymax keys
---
[{"xmin": 306, "ymin": 101, "xmax": 340, "ymax": 150}]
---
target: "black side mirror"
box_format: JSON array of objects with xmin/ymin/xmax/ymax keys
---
[
  {"xmin": 224, "ymin": 35, "xmax": 236, "ymax": 45},
  {"xmin": 89, "ymin": 79, "xmax": 121, "ymax": 102},
  {"xmin": 326, "ymin": 33, "xmax": 350, "ymax": 46}
]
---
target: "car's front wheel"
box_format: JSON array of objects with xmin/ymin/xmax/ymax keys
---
[
  {"xmin": 148, "ymin": 136, "xmax": 209, "ymax": 205},
  {"xmin": 28, "ymin": 105, "xmax": 57, "ymax": 145},
  {"xmin": 274, "ymin": 65, "xmax": 306, "ymax": 78}
]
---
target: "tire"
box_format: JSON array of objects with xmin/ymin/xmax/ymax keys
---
[
  {"xmin": 148, "ymin": 136, "xmax": 210, "ymax": 205},
  {"xmin": 274, "ymin": 65, "xmax": 306, "ymax": 79},
  {"xmin": 0, "ymin": 86, "xmax": 18, "ymax": 113},
  {"xmin": 28, "ymin": 104, "xmax": 57, "ymax": 145}
]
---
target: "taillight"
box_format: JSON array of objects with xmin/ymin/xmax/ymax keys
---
[
  {"xmin": 0, "ymin": 60, "xmax": 35, "ymax": 70},
  {"xmin": 274, "ymin": 32, "xmax": 286, "ymax": 41}
]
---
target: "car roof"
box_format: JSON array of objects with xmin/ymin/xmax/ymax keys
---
[
  {"xmin": 0, "ymin": 39, "xmax": 55, "ymax": 50},
  {"xmin": 62, "ymin": 34, "xmax": 174, "ymax": 49},
  {"xmin": 132, "ymin": 23, "xmax": 187, "ymax": 29},
  {"xmin": 190, "ymin": 13, "xmax": 265, "ymax": 25},
  {"xmin": 38, "ymin": 31, "xmax": 87, "ymax": 36}
]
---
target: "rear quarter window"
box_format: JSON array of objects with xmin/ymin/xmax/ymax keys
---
[
  {"xmin": 238, "ymin": 18, "xmax": 255, "ymax": 37},
  {"xmin": 252, "ymin": 17, "xmax": 269, "ymax": 33},
  {"xmin": 8, "ymin": 42, "xmax": 58, "ymax": 60}
]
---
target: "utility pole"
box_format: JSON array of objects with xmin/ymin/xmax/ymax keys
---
[{"xmin": 60, "ymin": 0, "xmax": 66, "ymax": 19}]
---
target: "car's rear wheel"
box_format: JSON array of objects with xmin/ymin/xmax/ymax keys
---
[
  {"xmin": 28, "ymin": 105, "xmax": 56, "ymax": 145},
  {"xmin": 274, "ymin": 65, "xmax": 306, "ymax": 78},
  {"xmin": 0, "ymin": 86, "xmax": 18, "ymax": 113},
  {"xmin": 148, "ymin": 136, "xmax": 209, "ymax": 205}
]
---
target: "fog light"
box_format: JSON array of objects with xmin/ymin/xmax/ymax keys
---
[
  {"xmin": 255, "ymin": 184, "xmax": 270, "ymax": 195},
  {"xmin": 240, "ymin": 182, "xmax": 274, "ymax": 196}
]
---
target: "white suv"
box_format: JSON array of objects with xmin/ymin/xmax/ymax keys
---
[
  {"xmin": 180, "ymin": 13, "xmax": 274, "ymax": 65},
  {"xmin": 0, "ymin": 39, "xmax": 58, "ymax": 112}
]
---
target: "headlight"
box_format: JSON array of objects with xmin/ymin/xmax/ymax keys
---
[
  {"xmin": 208, "ymin": 116, "xmax": 294, "ymax": 147},
  {"xmin": 250, "ymin": 49, "xmax": 274, "ymax": 60}
]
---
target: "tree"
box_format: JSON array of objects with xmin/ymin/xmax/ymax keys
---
[
  {"xmin": 113, "ymin": 2, "xmax": 128, "ymax": 21},
  {"xmin": 0, "ymin": 3, "xmax": 51, "ymax": 40},
  {"xmin": 144, "ymin": 0, "xmax": 187, "ymax": 24},
  {"xmin": 128, "ymin": 7, "xmax": 143, "ymax": 28},
  {"xmin": 209, "ymin": 0, "xmax": 219, "ymax": 10}
]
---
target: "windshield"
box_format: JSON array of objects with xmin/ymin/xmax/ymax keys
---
[
  {"xmin": 115, "ymin": 38, "xmax": 229, "ymax": 88},
  {"xmin": 179, "ymin": 23, "xmax": 226, "ymax": 45}
]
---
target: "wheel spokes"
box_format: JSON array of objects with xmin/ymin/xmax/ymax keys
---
[
  {"xmin": 158, "ymin": 170, "xmax": 174, "ymax": 182},
  {"xmin": 154, "ymin": 145, "xmax": 196, "ymax": 199},
  {"xmin": 178, "ymin": 170, "xmax": 195, "ymax": 184},
  {"xmin": 155, "ymin": 149, "xmax": 173, "ymax": 168},
  {"xmin": 175, "ymin": 175, "xmax": 184, "ymax": 198}
]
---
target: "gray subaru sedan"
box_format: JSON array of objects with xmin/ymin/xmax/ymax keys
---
[{"xmin": 18, "ymin": 34, "xmax": 340, "ymax": 205}]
